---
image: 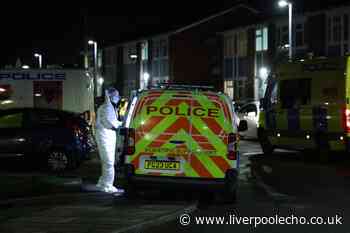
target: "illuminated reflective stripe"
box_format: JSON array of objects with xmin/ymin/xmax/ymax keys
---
[
  {"xmin": 135, "ymin": 116, "xmax": 165, "ymax": 144},
  {"xmin": 210, "ymin": 156, "xmax": 232, "ymax": 174},
  {"xmin": 148, "ymin": 117, "xmax": 190, "ymax": 147},
  {"xmin": 190, "ymin": 155, "xmax": 213, "ymax": 178}
]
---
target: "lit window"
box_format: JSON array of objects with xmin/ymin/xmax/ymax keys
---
[
  {"xmin": 256, "ymin": 27, "xmax": 268, "ymax": 51},
  {"xmin": 141, "ymin": 42, "xmax": 148, "ymax": 61}
]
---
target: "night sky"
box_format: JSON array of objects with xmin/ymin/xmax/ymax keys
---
[{"xmin": 0, "ymin": 0, "xmax": 347, "ymax": 69}]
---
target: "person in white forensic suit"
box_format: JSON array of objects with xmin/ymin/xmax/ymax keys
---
[{"xmin": 95, "ymin": 87, "xmax": 123, "ymax": 193}]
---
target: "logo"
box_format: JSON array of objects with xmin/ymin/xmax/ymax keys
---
[
  {"xmin": 0, "ymin": 73, "xmax": 66, "ymax": 81},
  {"xmin": 146, "ymin": 106, "xmax": 220, "ymax": 118}
]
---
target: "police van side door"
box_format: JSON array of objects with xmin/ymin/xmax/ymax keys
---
[{"xmin": 277, "ymin": 78, "xmax": 313, "ymax": 149}]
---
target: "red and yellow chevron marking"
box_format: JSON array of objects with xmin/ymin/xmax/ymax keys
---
[{"xmin": 128, "ymin": 90, "xmax": 236, "ymax": 179}]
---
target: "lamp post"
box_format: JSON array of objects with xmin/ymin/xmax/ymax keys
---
[
  {"xmin": 278, "ymin": 0, "xmax": 293, "ymax": 60},
  {"xmin": 88, "ymin": 40, "xmax": 98, "ymax": 97},
  {"xmin": 34, "ymin": 53, "xmax": 42, "ymax": 68}
]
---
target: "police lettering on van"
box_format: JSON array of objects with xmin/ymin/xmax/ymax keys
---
[{"xmin": 146, "ymin": 106, "xmax": 219, "ymax": 117}]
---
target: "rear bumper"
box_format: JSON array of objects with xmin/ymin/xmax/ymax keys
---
[{"xmin": 117, "ymin": 164, "xmax": 238, "ymax": 191}]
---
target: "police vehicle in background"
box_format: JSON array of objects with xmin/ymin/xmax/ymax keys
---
[
  {"xmin": 0, "ymin": 69, "xmax": 95, "ymax": 123},
  {"xmin": 258, "ymin": 56, "xmax": 350, "ymax": 161}
]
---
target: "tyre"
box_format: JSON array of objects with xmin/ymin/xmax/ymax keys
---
[
  {"xmin": 47, "ymin": 148, "xmax": 77, "ymax": 173},
  {"xmin": 223, "ymin": 170, "xmax": 238, "ymax": 204},
  {"xmin": 222, "ymin": 188, "xmax": 237, "ymax": 204},
  {"xmin": 258, "ymin": 128, "xmax": 274, "ymax": 156},
  {"xmin": 315, "ymin": 132, "xmax": 330, "ymax": 163}
]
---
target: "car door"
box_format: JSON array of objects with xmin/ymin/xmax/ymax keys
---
[
  {"xmin": 0, "ymin": 109, "xmax": 29, "ymax": 157},
  {"xmin": 238, "ymin": 103, "xmax": 258, "ymax": 138}
]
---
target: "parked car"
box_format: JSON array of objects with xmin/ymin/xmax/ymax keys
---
[
  {"xmin": 0, "ymin": 108, "xmax": 93, "ymax": 172},
  {"xmin": 236, "ymin": 101, "xmax": 260, "ymax": 139}
]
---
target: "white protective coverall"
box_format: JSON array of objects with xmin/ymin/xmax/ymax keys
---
[{"xmin": 95, "ymin": 88, "xmax": 123, "ymax": 193}]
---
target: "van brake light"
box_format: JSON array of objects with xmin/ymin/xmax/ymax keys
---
[
  {"xmin": 227, "ymin": 133, "xmax": 237, "ymax": 160},
  {"xmin": 343, "ymin": 109, "xmax": 350, "ymax": 133},
  {"xmin": 125, "ymin": 128, "xmax": 135, "ymax": 155}
]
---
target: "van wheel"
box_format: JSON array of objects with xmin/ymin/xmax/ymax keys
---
[
  {"xmin": 315, "ymin": 133, "xmax": 330, "ymax": 163},
  {"xmin": 258, "ymin": 129, "xmax": 274, "ymax": 156},
  {"xmin": 223, "ymin": 170, "xmax": 238, "ymax": 204},
  {"xmin": 222, "ymin": 189, "xmax": 237, "ymax": 204}
]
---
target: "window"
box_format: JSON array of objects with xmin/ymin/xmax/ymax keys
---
[
  {"xmin": 152, "ymin": 40, "xmax": 159, "ymax": 59},
  {"xmin": 224, "ymin": 57, "xmax": 233, "ymax": 78},
  {"xmin": 160, "ymin": 59, "xmax": 168, "ymax": 77},
  {"xmin": 237, "ymin": 80, "xmax": 246, "ymax": 100},
  {"xmin": 224, "ymin": 80, "xmax": 234, "ymax": 99},
  {"xmin": 224, "ymin": 36, "xmax": 235, "ymax": 57},
  {"xmin": 295, "ymin": 23, "xmax": 304, "ymax": 47},
  {"xmin": 238, "ymin": 31, "xmax": 248, "ymax": 56},
  {"xmin": 256, "ymin": 27, "xmax": 268, "ymax": 51},
  {"xmin": 327, "ymin": 12, "xmax": 350, "ymax": 56},
  {"xmin": 238, "ymin": 57, "xmax": 249, "ymax": 77},
  {"xmin": 160, "ymin": 39, "xmax": 168, "ymax": 57},
  {"xmin": 141, "ymin": 42, "xmax": 148, "ymax": 61},
  {"xmin": 152, "ymin": 60, "xmax": 159, "ymax": 77},
  {"xmin": 344, "ymin": 14, "xmax": 349, "ymax": 41},
  {"xmin": 282, "ymin": 26, "xmax": 289, "ymax": 45},
  {"xmin": 333, "ymin": 16, "xmax": 342, "ymax": 42},
  {"xmin": 280, "ymin": 79, "xmax": 311, "ymax": 109}
]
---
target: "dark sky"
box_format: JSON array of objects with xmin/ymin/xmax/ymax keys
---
[{"xmin": 0, "ymin": 0, "xmax": 347, "ymax": 68}]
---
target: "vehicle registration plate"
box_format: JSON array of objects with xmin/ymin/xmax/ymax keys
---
[{"xmin": 144, "ymin": 160, "xmax": 180, "ymax": 170}]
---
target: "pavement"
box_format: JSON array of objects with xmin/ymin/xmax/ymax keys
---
[{"xmin": 0, "ymin": 153, "xmax": 197, "ymax": 233}]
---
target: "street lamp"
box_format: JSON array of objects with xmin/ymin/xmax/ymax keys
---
[
  {"xmin": 88, "ymin": 40, "xmax": 98, "ymax": 97},
  {"xmin": 34, "ymin": 53, "xmax": 42, "ymax": 68},
  {"xmin": 278, "ymin": 0, "xmax": 293, "ymax": 60}
]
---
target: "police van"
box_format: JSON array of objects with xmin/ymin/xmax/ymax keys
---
[
  {"xmin": 259, "ymin": 56, "xmax": 350, "ymax": 160},
  {"xmin": 117, "ymin": 85, "xmax": 247, "ymax": 202}
]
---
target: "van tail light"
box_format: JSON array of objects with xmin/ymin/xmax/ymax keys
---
[
  {"xmin": 227, "ymin": 133, "xmax": 237, "ymax": 160},
  {"xmin": 125, "ymin": 128, "xmax": 135, "ymax": 155},
  {"xmin": 343, "ymin": 108, "xmax": 350, "ymax": 133}
]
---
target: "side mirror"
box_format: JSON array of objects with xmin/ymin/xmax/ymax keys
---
[
  {"xmin": 247, "ymin": 112, "xmax": 256, "ymax": 117},
  {"xmin": 238, "ymin": 120, "xmax": 248, "ymax": 132}
]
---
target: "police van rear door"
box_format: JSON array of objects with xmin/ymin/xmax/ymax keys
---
[
  {"xmin": 127, "ymin": 89, "xmax": 237, "ymax": 180},
  {"xmin": 128, "ymin": 90, "xmax": 194, "ymax": 177}
]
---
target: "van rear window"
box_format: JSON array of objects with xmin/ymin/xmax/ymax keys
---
[{"xmin": 132, "ymin": 91, "xmax": 231, "ymax": 123}]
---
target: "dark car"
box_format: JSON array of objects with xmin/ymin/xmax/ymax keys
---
[{"xmin": 0, "ymin": 108, "xmax": 93, "ymax": 172}]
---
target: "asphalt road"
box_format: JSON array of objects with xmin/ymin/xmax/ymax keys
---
[
  {"xmin": 1, "ymin": 140, "xmax": 350, "ymax": 233},
  {"xmin": 143, "ymin": 140, "xmax": 350, "ymax": 233}
]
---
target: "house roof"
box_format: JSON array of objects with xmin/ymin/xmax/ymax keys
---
[{"xmin": 104, "ymin": 3, "xmax": 260, "ymax": 48}]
